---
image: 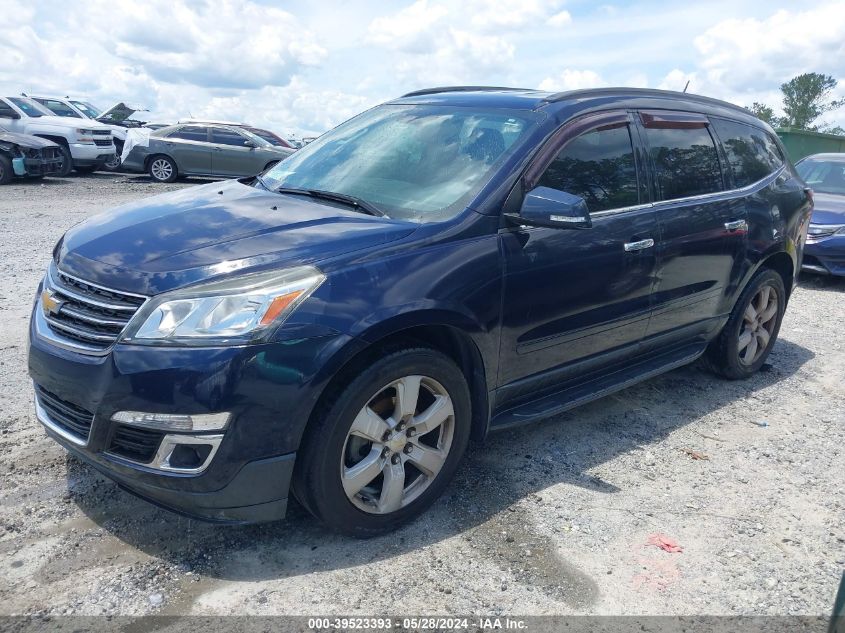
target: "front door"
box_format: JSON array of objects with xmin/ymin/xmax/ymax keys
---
[
  {"xmin": 498, "ymin": 111, "xmax": 658, "ymax": 405},
  {"xmin": 636, "ymin": 111, "xmax": 748, "ymax": 348},
  {"xmin": 210, "ymin": 126, "xmax": 262, "ymax": 177}
]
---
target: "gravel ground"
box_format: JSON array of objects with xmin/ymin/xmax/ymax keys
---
[{"xmin": 0, "ymin": 173, "xmax": 843, "ymax": 617}]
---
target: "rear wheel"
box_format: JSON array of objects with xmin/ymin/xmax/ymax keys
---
[
  {"xmin": 0, "ymin": 154, "xmax": 13, "ymax": 184},
  {"xmin": 293, "ymin": 348, "xmax": 471, "ymax": 537},
  {"xmin": 704, "ymin": 268, "xmax": 786, "ymax": 379},
  {"xmin": 148, "ymin": 155, "xmax": 177, "ymax": 183}
]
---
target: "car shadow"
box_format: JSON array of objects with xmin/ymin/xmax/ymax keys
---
[
  {"xmin": 798, "ymin": 272, "xmax": 845, "ymax": 293},
  {"xmin": 65, "ymin": 338, "xmax": 814, "ymax": 584}
]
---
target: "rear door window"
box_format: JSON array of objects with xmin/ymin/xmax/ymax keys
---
[
  {"xmin": 169, "ymin": 126, "xmax": 209, "ymax": 142},
  {"xmin": 537, "ymin": 123, "xmax": 640, "ymax": 212},
  {"xmin": 642, "ymin": 114, "xmax": 723, "ymax": 200},
  {"xmin": 710, "ymin": 118, "xmax": 783, "ymax": 187}
]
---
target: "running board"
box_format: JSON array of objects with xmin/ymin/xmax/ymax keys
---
[{"xmin": 490, "ymin": 344, "xmax": 706, "ymax": 431}]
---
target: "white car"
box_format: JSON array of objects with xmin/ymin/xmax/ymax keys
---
[
  {"xmin": 0, "ymin": 96, "xmax": 115, "ymax": 176},
  {"xmin": 31, "ymin": 97, "xmax": 141, "ymax": 171}
]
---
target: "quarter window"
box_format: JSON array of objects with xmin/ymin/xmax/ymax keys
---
[
  {"xmin": 537, "ymin": 124, "xmax": 639, "ymax": 212},
  {"xmin": 645, "ymin": 126, "xmax": 722, "ymax": 200},
  {"xmin": 711, "ymin": 118, "xmax": 783, "ymax": 187},
  {"xmin": 169, "ymin": 126, "xmax": 209, "ymax": 142}
]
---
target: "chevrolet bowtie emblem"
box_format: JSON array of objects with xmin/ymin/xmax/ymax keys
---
[{"xmin": 41, "ymin": 289, "xmax": 64, "ymax": 317}]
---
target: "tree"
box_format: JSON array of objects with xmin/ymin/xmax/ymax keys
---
[
  {"xmin": 780, "ymin": 72, "xmax": 845, "ymax": 130},
  {"xmin": 749, "ymin": 102, "xmax": 780, "ymax": 127}
]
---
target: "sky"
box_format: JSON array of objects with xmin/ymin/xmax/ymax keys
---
[{"xmin": 2, "ymin": 0, "xmax": 844, "ymax": 138}]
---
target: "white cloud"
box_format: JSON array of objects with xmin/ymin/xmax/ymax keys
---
[
  {"xmin": 547, "ymin": 11, "xmax": 573, "ymax": 28},
  {"xmin": 538, "ymin": 69, "xmax": 606, "ymax": 92},
  {"xmin": 367, "ymin": 0, "xmax": 449, "ymax": 53},
  {"xmin": 468, "ymin": 0, "xmax": 565, "ymax": 30},
  {"xmin": 657, "ymin": 69, "xmax": 695, "ymax": 92}
]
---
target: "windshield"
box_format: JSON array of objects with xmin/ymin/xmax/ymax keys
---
[
  {"xmin": 8, "ymin": 97, "xmax": 53, "ymax": 118},
  {"xmin": 69, "ymin": 101, "xmax": 101, "ymax": 118},
  {"xmin": 261, "ymin": 105, "xmax": 536, "ymax": 221},
  {"xmin": 797, "ymin": 159, "xmax": 845, "ymax": 195}
]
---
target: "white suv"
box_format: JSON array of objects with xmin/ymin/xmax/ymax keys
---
[
  {"xmin": 31, "ymin": 97, "xmax": 139, "ymax": 171},
  {"xmin": 0, "ymin": 96, "xmax": 115, "ymax": 176}
]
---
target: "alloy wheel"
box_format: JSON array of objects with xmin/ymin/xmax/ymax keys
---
[
  {"xmin": 738, "ymin": 284, "xmax": 778, "ymax": 365},
  {"xmin": 104, "ymin": 154, "xmax": 121, "ymax": 170},
  {"xmin": 340, "ymin": 375, "xmax": 455, "ymax": 514},
  {"xmin": 150, "ymin": 158, "xmax": 173, "ymax": 181}
]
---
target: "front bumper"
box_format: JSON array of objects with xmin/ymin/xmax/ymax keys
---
[
  {"xmin": 24, "ymin": 154, "xmax": 63, "ymax": 177},
  {"xmin": 28, "ymin": 299, "xmax": 348, "ymax": 523},
  {"xmin": 803, "ymin": 237, "xmax": 845, "ymax": 276},
  {"xmin": 69, "ymin": 142, "xmax": 116, "ymax": 166}
]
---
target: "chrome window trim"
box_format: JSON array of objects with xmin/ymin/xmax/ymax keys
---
[
  {"xmin": 34, "ymin": 392, "xmax": 89, "ymax": 447},
  {"xmin": 589, "ymin": 165, "xmax": 785, "ymax": 219}
]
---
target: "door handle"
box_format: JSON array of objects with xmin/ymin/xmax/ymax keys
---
[
  {"xmin": 724, "ymin": 219, "xmax": 748, "ymax": 231},
  {"xmin": 623, "ymin": 238, "xmax": 654, "ymax": 252}
]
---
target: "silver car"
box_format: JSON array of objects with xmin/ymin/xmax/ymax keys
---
[{"xmin": 121, "ymin": 123, "xmax": 293, "ymax": 183}]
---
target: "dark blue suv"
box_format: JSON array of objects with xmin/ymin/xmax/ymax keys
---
[{"xmin": 28, "ymin": 87, "xmax": 812, "ymax": 536}]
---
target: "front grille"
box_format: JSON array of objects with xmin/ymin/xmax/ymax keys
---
[
  {"xmin": 92, "ymin": 130, "xmax": 111, "ymax": 136},
  {"xmin": 36, "ymin": 386, "xmax": 94, "ymax": 442},
  {"xmin": 94, "ymin": 139, "xmax": 112, "ymax": 147},
  {"xmin": 109, "ymin": 425, "xmax": 164, "ymax": 463},
  {"xmin": 43, "ymin": 267, "xmax": 147, "ymax": 353}
]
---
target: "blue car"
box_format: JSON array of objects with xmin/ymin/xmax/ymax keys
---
[
  {"xmin": 796, "ymin": 153, "xmax": 845, "ymax": 276},
  {"xmin": 28, "ymin": 87, "xmax": 812, "ymax": 536}
]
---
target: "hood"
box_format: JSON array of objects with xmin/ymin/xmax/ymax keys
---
[
  {"xmin": 58, "ymin": 179, "xmax": 418, "ymax": 295},
  {"xmin": 811, "ymin": 192, "xmax": 845, "ymax": 225},
  {"xmin": 97, "ymin": 102, "xmax": 136, "ymax": 124},
  {"xmin": 0, "ymin": 130, "xmax": 58, "ymax": 149},
  {"xmin": 28, "ymin": 114, "xmax": 113, "ymax": 131}
]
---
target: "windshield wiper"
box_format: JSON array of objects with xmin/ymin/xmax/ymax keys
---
[{"xmin": 275, "ymin": 187, "xmax": 386, "ymax": 217}]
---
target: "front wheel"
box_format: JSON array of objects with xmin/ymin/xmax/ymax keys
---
[
  {"xmin": 704, "ymin": 268, "xmax": 786, "ymax": 379},
  {"xmin": 148, "ymin": 155, "xmax": 178, "ymax": 183},
  {"xmin": 293, "ymin": 348, "xmax": 471, "ymax": 537},
  {"xmin": 56, "ymin": 144, "xmax": 73, "ymax": 177},
  {"xmin": 103, "ymin": 143, "xmax": 122, "ymax": 172}
]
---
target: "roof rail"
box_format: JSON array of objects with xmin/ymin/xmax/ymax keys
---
[
  {"xmin": 541, "ymin": 87, "xmax": 745, "ymax": 112},
  {"xmin": 401, "ymin": 86, "xmax": 531, "ymax": 98}
]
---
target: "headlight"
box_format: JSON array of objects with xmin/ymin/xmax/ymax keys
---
[
  {"xmin": 122, "ymin": 266, "xmax": 325, "ymax": 345},
  {"xmin": 75, "ymin": 128, "xmax": 96, "ymax": 142}
]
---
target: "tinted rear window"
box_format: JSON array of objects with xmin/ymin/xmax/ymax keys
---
[
  {"xmin": 645, "ymin": 127, "xmax": 722, "ymax": 200},
  {"xmin": 538, "ymin": 124, "xmax": 639, "ymax": 212},
  {"xmin": 711, "ymin": 118, "xmax": 783, "ymax": 187}
]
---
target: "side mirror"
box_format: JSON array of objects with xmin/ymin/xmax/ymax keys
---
[
  {"xmin": 505, "ymin": 186, "xmax": 592, "ymax": 229},
  {"xmin": 243, "ymin": 139, "xmax": 257, "ymax": 148}
]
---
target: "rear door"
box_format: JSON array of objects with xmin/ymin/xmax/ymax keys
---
[
  {"xmin": 638, "ymin": 111, "xmax": 747, "ymax": 349},
  {"xmin": 162, "ymin": 125, "xmax": 212, "ymax": 174},
  {"xmin": 210, "ymin": 126, "xmax": 262, "ymax": 177},
  {"xmin": 498, "ymin": 111, "xmax": 658, "ymax": 398}
]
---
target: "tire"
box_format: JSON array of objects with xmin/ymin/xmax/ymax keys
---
[
  {"xmin": 103, "ymin": 142, "xmax": 122, "ymax": 172},
  {"xmin": 148, "ymin": 155, "xmax": 178, "ymax": 183},
  {"xmin": 74, "ymin": 165, "xmax": 98, "ymax": 174},
  {"xmin": 293, "ymin": 347, "xmax": 471, "ymax": 537},
  {"xmin": 55, "ymin": 144, "xmax": 73, "ymax": 177},
  {"xmin": 704, "ymin": 268, "xmax": 786, "ymax": 380},
  {"xmin": 0, "ymin": 154, "xmax": 12, "ymax": 185}
]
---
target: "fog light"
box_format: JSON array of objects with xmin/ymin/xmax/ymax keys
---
[
  {"xmin": 111, "ymin": 411, "xmax": 230, "ymax": 432},
  {"xmin": 167, "ymin": 443, "xmax": 213, "ymax": 469}
]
